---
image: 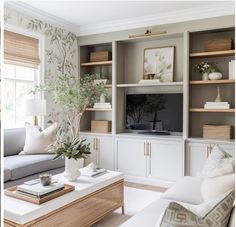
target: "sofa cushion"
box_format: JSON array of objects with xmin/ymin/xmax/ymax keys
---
[
  {"xmin": 228, "ymin": 207, "xmax": 235, "ymax": 227},
  {"xmin": 161, "ymin": 176, "xmax": 203, "ymax": 205},
  {"xmin": 4, "ymin": 155, "xmax": 64, "ymax": 181},
  {"xmin": 20, "ymin": 123, "xmax": 57, "ymax": 155},
  {"xmin": 201, "ymin": 145, "xmax": 234, "ymax": 178},
  {"xmin": 160, "ymin": 190, "xmax": 234, "ymax": 227},
  {"xmin": 120, "ymin": 199, "xmax": 170, "ymax": 227},
  {"xmin": 4, "ymin": 128, "xmax": 25, "ymax": 156},
  {"xmin": 201, "ymin": 173, "xmax": 235, "ymax": 202},
  {"xmin": 4, "ymin": 168, "xmax": 11, "ymax": 182}
]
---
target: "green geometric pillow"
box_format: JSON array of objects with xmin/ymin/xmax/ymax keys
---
[{"xmin": 160, "ymin": 190, "xmax": 234, "ymax": 227}]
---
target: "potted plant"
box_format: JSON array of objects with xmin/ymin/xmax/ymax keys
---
[
  {"xmin": 194, "ymin": 62, "xmax": 222, "ymax": 80},
  {"xmin": 35, "ymin": 74, "xmax": 106, "ymax": 181},
  {"xmin": 48, "ymin": 137, "xmax": 90, "ymax": 181}
]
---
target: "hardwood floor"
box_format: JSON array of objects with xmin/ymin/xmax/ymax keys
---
[{"xmin": 124, "ymin": 181, "xmax": 167, "ymax": 193}]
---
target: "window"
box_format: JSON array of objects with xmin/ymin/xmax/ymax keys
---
[
  {"xmin": 4, "ymin": 30, "xmax": 41, "ymax": 128},
  {"xmin": 4, "ymin": 64, "xmax": 39, "ymax": 128}
]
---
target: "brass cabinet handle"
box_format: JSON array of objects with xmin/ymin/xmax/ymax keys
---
[
  {"xmin": 96, "ymin": 138, "xmax": 99, "ymax": 151},
  {"xmin": 146, "ymin": 142, "xmax": 149, "ymax": 156},
  {"xmin": 207, "ymin": 145, "xmax": 209, "ymax": 158},
  {"xmin": 144, "ymin": 142, "xmax": 146, "ymax": 156},
  {"xmin": 93, "ymin": 138, "xmax": 95, "ymax": 150}
]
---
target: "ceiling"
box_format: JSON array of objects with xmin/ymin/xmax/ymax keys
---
[{"xmin": 6, "ymin": 1, "xmax": 235, "ymax": 36}]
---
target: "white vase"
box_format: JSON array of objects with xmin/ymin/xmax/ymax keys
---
[
  {"xmin": 215, "ymin": 86, "xmax": 222, "ymax": 102},
  {"xmin": 64, "ymin": 158, "xmax": 84, "ymax": 182},
  {"xmin": 209, "ymin": 72, "xmax": 223, "ymax": 80},
  {"xmin": 202, "ymin": 73, "xmax": 209, "ymax": 81}
]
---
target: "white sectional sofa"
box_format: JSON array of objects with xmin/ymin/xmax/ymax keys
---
[{"xmin": 121, "ymin": 176, "xmax": 235, "ymax": 227}]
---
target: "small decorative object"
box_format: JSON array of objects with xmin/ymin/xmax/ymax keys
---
[
  {"xmin": 204, "ymin": 38, "xmax": 233, "ymax": 52},
  {"xmin": 90, "ymin": 51, "xmax": 112, "ymax": 62},
  {"xmin": 209, "ymin": 72, "xmax": 222, "ymax": 80},
  {"xmin": 144, "ymin": 46, "xmax": 175, "ymax": 82},
  {"xmin": 91, "ymin": 120, "xmax": 112, "ymax": 133},
  {"xmin": 49, "ymin": 138, "xmax": 90, "ymax": 182},
  {"xmin": 39, "ymin": 174, "xmax": 52, "ymax": 186},
  {"xmin": 215, "ymin": 86, "xmax": 222, "ymax": 102},
  {"xmin": 229, "ymin": 60, "xmax": 235, "ymax": 80},
  {"xmin": 203, "ymin": 124, "xmax": 232, "ymax": 140},
  {"xmin": 194, "ymin": 62, "xmax": 221, "ymax": 81},
  {"xmin": 100, "ymin": 94, "xmax": 106, "ymax": 103}
]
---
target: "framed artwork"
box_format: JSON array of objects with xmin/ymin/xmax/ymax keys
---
[{"xmin": 143, "ymin": 46, "xmax": 175, "ymax": 82}]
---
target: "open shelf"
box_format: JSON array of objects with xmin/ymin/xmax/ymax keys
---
[
  {"xmin": 189, "ymin": 50, "xmax": 235, "ymax": 58},
  {"xmin": 117, "ymin": 82, "xmax": 183, "ymax": 88},
  {"xmin": 80, "ymin": 61, "xmax": 112, "ymax": 66},
  {"xmin": 85, "ymin": 108, "xmax": 112, "ymax": 112},
  {"xmin": 190, "ymin": 79, "xmax": 235, "ymax": 85},
  {"xmin": 189, "ymin": 108, "xmax": 235, "ymax": 113}
]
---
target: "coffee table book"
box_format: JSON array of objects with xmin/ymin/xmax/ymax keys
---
[{"xmin": 5, "ymin": 184, "xmax": 75, "ymax": 205}]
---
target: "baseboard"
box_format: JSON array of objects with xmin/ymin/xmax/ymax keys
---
[{"xmin": 124, "ymin": 175, "xmax": 175, "ymax": 188}]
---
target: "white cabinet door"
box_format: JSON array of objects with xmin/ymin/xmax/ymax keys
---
[
  {"xmin": 187, "ymin": 142, "xmax": 208, "ymax": 177},
  {"xmin": 116, "ymin": 138, "xmax": 147, "ymax": 177},
  {"xmin": 148, "ymin": 140, "xmax": 183, "ymax": 181},
  {"xmin": 97, "ymin": 136, "xmax": 114, "ymax": 170},
  {"xmin": 81, "ymin": 135, "xmax": 98, "ymax": 166}
]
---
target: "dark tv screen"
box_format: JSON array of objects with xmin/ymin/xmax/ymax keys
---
[{"xmin": 125, "ymin": 93, "xmax": 183, "ymax": 132}]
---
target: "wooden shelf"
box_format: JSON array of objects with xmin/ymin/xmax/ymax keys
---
[
  {"xmin": 189, "ymin": 50, "xmax": 235, "ymax": 58},
  {"xmin": 105, "ymin": 84, "xmax": 112, "ymax": 88},
  {"xmin": 190, "ymin": 79, "xmax": 235, "ymax": 85},
  {"xmin": 189, "ymin": 108, "xmax": 235, "ymax": 113},
  {"xmin": 85, "ymin": 108, "xmax": 112, "ymax": 112},
  {"xmin": 80, "ymin": 61, "xmax": 112, "ymax": 66},
  {"xmin": 117, "ymin": 82, "xmax": 183, "ymax": 88}
]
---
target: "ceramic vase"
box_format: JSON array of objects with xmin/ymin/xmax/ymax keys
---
[
  {"xmin": 64, "ymin": 158, "xmax": 84, "ymax": 182},
  {"xmin": 202, "ymin": 72, "xmax": 209, "ymax": 81},
  {"xmin": 215, "ymin": 87, "xmax": 222, "ymax": 102}
]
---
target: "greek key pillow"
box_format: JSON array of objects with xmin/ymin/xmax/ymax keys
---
[{"xmin": 160, "ymin": 190, "xmax": 234, "ymax": 227}]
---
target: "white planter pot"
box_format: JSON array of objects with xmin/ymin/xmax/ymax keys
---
[
  {"xmin": 202, "ymin": 73, "xmax": 209, "ymax": 81},
  {"xmin": 209, "ymin": 72, "xmax": 223, "ymax": 80},
  {"xmin": 64, "ymin": 158, "xmax": 84, "ymax": 182}
]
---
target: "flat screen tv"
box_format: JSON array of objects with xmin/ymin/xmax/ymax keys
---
[{"xmin": 125, "ymin": 93, "xmax": 183, "ymax": 133}]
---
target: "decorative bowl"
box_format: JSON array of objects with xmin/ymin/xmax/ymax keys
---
[{"xmin": 209, "ymin": 72, "xmax": 222, "ymax": 80}]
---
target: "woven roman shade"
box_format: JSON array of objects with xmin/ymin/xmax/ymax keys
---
[{"xmin": 4, "ymin": 31, "xmax": 40, "ymax": 68}]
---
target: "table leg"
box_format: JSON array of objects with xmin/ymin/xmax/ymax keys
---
[{"xmin": 122, "ymin": 205, "xmax": 125, "ymax": 215}]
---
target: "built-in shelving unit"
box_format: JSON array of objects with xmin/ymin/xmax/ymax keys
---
[
  {"xmin": 189, "ymin": 27, "xmax": 235, "ymax": 139},
  {"xmin": 190, "ymin": 79, "xmax": 235, "ymax": 85},
  {"xmin": 80, "ymin": 61, "xmax": 112, "ymax": 66},
  {"xmin": 189, "ymin": 108, "xmax": 235, "ymax": 113},
  {"xmin": 80, "ymin": 42, "xmax": 113, "ymax": 133},
  {"xmin": 189, "ymin": 49, "xmax": 235, "ymax": 58}
]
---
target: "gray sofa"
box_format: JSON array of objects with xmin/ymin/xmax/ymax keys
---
[{"xmin": 4, "ymin": 128, "xmax": 65, "ymax": 188}]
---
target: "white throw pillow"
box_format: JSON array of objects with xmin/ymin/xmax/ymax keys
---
[
  {"xmin": 19, "ymin": 123, "xmax": 57, "ymax": 155},
  {"xmin": 201, "ymin": 145, "xmax": 234, "ymax": 178},
  {"xmin": 201, "ymin": 173, "xmax": 235, "ymax": 202}
]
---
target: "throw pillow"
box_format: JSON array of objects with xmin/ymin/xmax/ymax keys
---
[
  {"xmin": 160, "ymin": 190, "xmax": 234, "ymax": 227},
  {"xmin": 201, "ymin": 145, "xmax": 234, "ymax": 178},
  {"xmin": 201, "ymin": 173, "xmax": 235, "ymax": 202},
  {"xmin": 19, "ymin": 123, "xmax": 57, "ymax": 155}
]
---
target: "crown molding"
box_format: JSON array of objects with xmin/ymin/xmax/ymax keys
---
[
  {"xmin": 76, "ymin": 2, "xmax": 235, "ymax": 37},
  {"xmin": 5, "ymin": 2, "xmax": 77, "ymax": 33},
  {"xmin": 4, "ymin": 1, "xmax": 235, "ymax": 37}
]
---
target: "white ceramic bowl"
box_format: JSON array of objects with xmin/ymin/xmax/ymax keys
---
[{"xmin": 209, "ymin": 72, "xmax": 222, "ymax": 80}]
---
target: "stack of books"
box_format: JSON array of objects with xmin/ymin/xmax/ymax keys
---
[
  {"xmin": 93, "ymin": 102, "xmax": 111, "ymax": 109},
  {"xmin": 16, "ymin": 182, "xmax": 65, "ymax": 198},
  {"xmin": 204, "ymin": 102, "xmax": 230, "ymax": 109},
  {"xmin": 229, "ymin": 60, "xmax": 235, "ymax": 80}
]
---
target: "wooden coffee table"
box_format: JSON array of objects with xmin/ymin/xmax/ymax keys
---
[{"xmin": 4, "ymin": 171, "xmax": 124, "ymax": 227}]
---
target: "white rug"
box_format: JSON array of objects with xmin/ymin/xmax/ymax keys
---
[{"xmin": 93, "ymin": 186, "xmax": 162, "ymax": 227}]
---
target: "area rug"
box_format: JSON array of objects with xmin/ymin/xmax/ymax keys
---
[{"xmin": 93, "ymin": 186, "xmax": 162, "ymax": 227}]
